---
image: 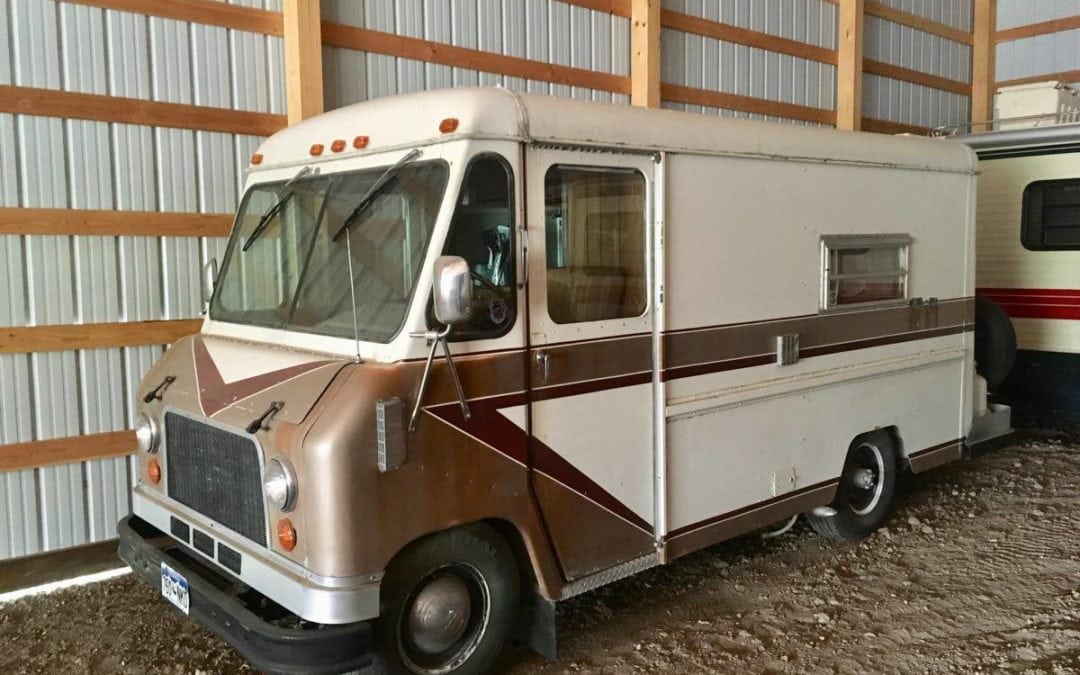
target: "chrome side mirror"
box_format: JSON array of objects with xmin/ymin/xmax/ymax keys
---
[
  {"xmin": 432, "ymin": 256, "xmax": 472, "ymax": 325},
  {"xmin": 202, "ymin": 257, "xmax": 218, "ymax": 307}
]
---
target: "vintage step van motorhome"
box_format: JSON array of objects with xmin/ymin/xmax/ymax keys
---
[
  {"xmin": 948, "ymin": 82, "xmax": 1080, "ymax": 426},
  {"xmin": 118, "ymin": 87, "xmax": 1011, "ymax": 674}
]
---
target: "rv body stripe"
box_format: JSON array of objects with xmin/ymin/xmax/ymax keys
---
[{"xmin": 978, "ymin": 288, "xmax": 1080, "ymax": 322}]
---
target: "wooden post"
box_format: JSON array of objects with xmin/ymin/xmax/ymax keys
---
[
  {"xmin": 283, "ymin": 0, "xmax": 324, "ymax": 125},
  {"xmin": 631, "ymin": 0, "xmax": 661, "ymax": 107},
  {"xmin": 972, "ymin": 0, "xmax": 997, "ymax": 131},
  {"xmin": 836, "ymin": 0, "xmax": 864, "ymax": 131}
]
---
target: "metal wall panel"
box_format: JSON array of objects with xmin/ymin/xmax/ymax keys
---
[
  {"xmin": 998, "ymin": 0, "xmax": 1080, "ymax": 30},
  {"xmin": 996, "ymin": 0, "xmax": 1080, "ymax": 90},
  {"xmin": 0, "ymin": 0, "xmax": 279, "ymax": 561},
  {"xmin": 660, "ymin": 0, "xmax": 837, "ymax": 120},
  {"xmin": 321, "ymin": 0, "xmax": 631, "ymax": 110}
]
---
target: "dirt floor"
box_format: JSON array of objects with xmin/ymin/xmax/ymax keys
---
[{"xmin": 3, "ymin": 435, "xmax": 1080, "ymax": 674}]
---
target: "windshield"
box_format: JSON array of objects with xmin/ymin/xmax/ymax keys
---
[{"xmin": 210, "ymin": 160, "xmax": 449, "ymax": 343}]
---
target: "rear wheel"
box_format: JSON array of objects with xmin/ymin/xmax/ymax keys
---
[
  {"xmin": 377, "ymin": 524, "xmax": 519, "ymax": 675},
  {"xmin": 807, "ymin": 433, "xmax": 897, "ymax": 542}
]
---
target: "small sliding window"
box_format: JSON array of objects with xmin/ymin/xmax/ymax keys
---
[
  {"xmin": 1022, "ymin": 178, "xmax": 1080, "ymax": 250},
  {"xmin": 821, "ymin": 234, "xmax": 910, "ymax": 310}
]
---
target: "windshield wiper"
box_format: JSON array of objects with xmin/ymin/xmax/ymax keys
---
[
  {"xmin": 332, "ymin": 148, "xmax": 421, "ymax": 242},
  {"xmin": 242, "ymin": 165, "xmax": 314, "ymax": 252}
]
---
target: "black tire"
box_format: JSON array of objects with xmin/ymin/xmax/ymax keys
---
[
  {"xmin": 975, "ymin": 295, "xmax": 1017, "ymax": 388},
  {"xmin": 376, "ymin": 523, "xmax": 519, "ymax": 675},
  {"xmin": 807, "ymin": 432, "xmax": 897, "ymax": 543}
]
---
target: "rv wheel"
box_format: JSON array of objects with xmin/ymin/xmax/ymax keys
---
[
  {"xmin": 807, "ymin": 433, "xmax": 897, "ymax": 543},
  {"xmin": 377, "ymin": 523, "xmax": 519, "ymax": 675}
]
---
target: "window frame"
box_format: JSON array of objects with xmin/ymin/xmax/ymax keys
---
[
  {"xmin": 819, "ymin": 234, "xmax": 912, "ymax": 312},
  {"xmin": 1021, "ymin": 177, "xmax": 1080, "ymax": 251},
  {"xmin": 426, "ymin": 151, "xmax": 518, "ymax": 341},
  {"xmin": 542, "ymin": 163, "xmax": 650, "ymax": 326}
]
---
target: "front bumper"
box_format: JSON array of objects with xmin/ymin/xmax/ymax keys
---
[{"xmin": 118, "ymin": 515, "xmax": 381, "ymax": 675}]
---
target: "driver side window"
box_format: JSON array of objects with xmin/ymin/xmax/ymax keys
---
[{"xmin": 430, "ymin": 153, "xmax": 516, "ymax": 339}]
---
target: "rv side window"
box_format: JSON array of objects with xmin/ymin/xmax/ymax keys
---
[
  {"xmin": 1022, "ymin": 178, "xmax": 1080, "ymax": 250},
  {"xmin": 429, "ymin": 153, "xmax": 516, "ymax": 339},
  {"xmin": 821, "ymin": 235, "xmax": 910, "ymax": 310},
  {"xmin": 544, "ymin": 165, "xmax": 647, "ymax": 324}
]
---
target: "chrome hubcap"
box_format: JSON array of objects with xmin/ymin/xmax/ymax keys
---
[
  {"xmin": 407, "ymin": 575, "xmax": 472, "ymax": 656},
  {"xmin": 845, "ymin": 443, "xmax": 886, "ymax": 516}
]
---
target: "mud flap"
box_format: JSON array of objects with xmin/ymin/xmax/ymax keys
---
[{"xmin": 511, "ymin": 588, "xmax": 557, "ymax": 661}]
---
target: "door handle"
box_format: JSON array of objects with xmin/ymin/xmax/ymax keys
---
[
  {"xmin": 518, "ymin": 224, "xmax": 528, "ymax": 289},
  {"xmin": 535, "ymin": 351, "xmax": 551, "ymax": 381}
]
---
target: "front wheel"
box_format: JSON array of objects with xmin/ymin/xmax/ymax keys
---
[
  {"xmin": 377, "ymin": 524, "xmax": 519, "ymax": 675},
  {"xmin": 807, "ymin": 432, "xmax": 897, "ymax": 542}
]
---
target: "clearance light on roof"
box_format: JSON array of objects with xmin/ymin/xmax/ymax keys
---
[
  {"xmin": 250, "ymin": 153, "xmax": 263, "ymax": 165},
  {"xmin": 353, "ymin": 135, "xmax": 369, "ymax": 149},
  {"xmin": 330, "ymin": 139, "xmax": 346, "ymax": 153},
  {"xmin": 439, "ymin": 117, "xmax": 459, "ymax": 134},
  {"xmin": 310, "ymin": 143, "xmax": 324, "ymax": 157}
]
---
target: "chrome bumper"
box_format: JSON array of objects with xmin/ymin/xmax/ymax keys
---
[{"xmin": 132, "ymin": 486, "xmax": 381, "ymax": 624}]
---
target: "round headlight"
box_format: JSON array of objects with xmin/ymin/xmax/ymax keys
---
[
  {"xmin": 135, "ymin": 412, "xmax": 159, "ymax": 453},
  {"xmin": 263, "ymin": 458, "xmax": 297, "ymax": 512}
]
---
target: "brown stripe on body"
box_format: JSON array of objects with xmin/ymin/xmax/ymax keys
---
[
  {"xmin": 907, "ymin": 438, "xmax": 964, "ymax": 473},
  {"xmin": 665, "ymin": 479, "xmax": 839, "ymax": 560}
]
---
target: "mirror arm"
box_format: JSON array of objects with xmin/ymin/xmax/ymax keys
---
[{"xmin": 407, "ymin": 326, "xmax": 471, "ymax": 432}]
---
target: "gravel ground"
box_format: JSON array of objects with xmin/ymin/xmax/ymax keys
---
[{"xmin": 3, "ymin": 435, "xmax": 1080, "ymax": 674}]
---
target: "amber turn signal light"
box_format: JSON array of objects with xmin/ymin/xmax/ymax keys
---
[
  {"xmin": 330, "ymin": 139, "xmax": 346, "ymax": 153},
  {"xmin": 310, "ymin": 143, "xmax": 324, "ymax": 156},
  {"xmin": 277, "ymin": 518, "xmax": 297, "ymax": 552},
  {"xmin": 250, "ymin": 153, "xmax": 263, "ymax": 165},
  {"xmin": 147, "ymin": 458, "xmax": 161, "ymax": 485},
  {"xmin": 439, "ymin": 117, "xmax": 459, "ymax": 133},
  {"xmin": 353, "ymin": 135, "xmax": 369, "ymax": 149}
]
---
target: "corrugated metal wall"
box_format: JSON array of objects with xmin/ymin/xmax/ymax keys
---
[
  {"xmin": 321, "ymin": 0, "xmax": 631, "ymax": 109},
  {"xmin": 659, "ymin": 0, "xmax": 838, "ymax": 124},
  {"xmin": 863, "ymin": 0, "xmax": 973, "ymax": 129},
  {"xmin": 997, "ymin": 0, "xmax": 1080, "ymax": 88},
  {"xmin": 0, "ymin": 0, "xmax": 282, "ymax": 560}
]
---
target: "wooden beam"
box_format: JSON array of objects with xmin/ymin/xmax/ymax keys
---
[
  {"xmin": 0, "ymin": 85, "xmax": 286, "ymax": 137},
  {"xmin": 997, "ymin": 69, "xmax": 1080, "ymax": 89},
  {"xmin": 63, "ymin": 0, "xmax": 283, "ymax": 36},
  {"xmin": 995, "ymin": 15, "xmax": 1080, "ymax": 43},
  {"xmin": 972, "ymin": 0, "xmax": 997, "ymax": 132},
  {"xmin": 863, "ymin": 59, "xmax": 973, "ymax": 96},
  {"xmin": 863, "ymin": 1, "xmax": 974, "ymax": 45},
  {"xmin": 661, "ymin": 84, "xmax": 837, "ymax": 125},
  {"xmin": 836, "ymin": 0, "xmax": 865, "ymax": 131},
  {"xmin": 322, "ymin": 23, "xmax": 631, "ymax": 95},
  {"xmin": 283, "ymin": 0, "xmax": 324, "ymax": 125},
  {"xmin": 0, "ymin": 208, "xmax": 232, "ymax": 238},
  {"xmin": 0, "ymin": 319, "xmax": 202, "ymax": 354},
  {"xmin": 0, "ymin": 431, "xmax": 134, "ymax": 473},
  {"xmin": 630, "ymin": 0, "xmax": 661, "ymax": 107},
  {"xmin": 861, "ymin": 117, "xmax": 931, "ymax": 135},
  {"xmin": 560, "ymin": 0, "xmax": 631, "ymax": 17},
  {"xmin": 662, "ymin": 10, "xmax": 838, "ymax": 65}
]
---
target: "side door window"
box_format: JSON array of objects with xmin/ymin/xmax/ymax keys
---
[
  {"xmin": 544, "ymin": 166, "xmax": 647, "ymax": 324},
  {"xmin": 431, "ymin": 153, "xmax": 516, "ymax": 339}
]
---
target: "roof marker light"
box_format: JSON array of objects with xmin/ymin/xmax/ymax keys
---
[
  {"xmin": 331, "ymin": 139, "xmax": 346, "ymax": 153},
  {"xmin": 310, "ymin": 143, "xmax": 324, "ymax": 157},
  {"xmin": 353, "ymin": 135, "xmax": 369, "ymax": 149},
  {"xmin": 250, "ymin": 153, "xmax": 263, "ymax": 165},
  {"xmin": 439, "ymin": 118, "xmax": 459, "ymax": 134}
]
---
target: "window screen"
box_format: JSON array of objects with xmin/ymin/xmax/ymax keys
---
[
  {"xmin": 821, "ymin": 235, "xmax": 910, "ymax": 309},
  {"xmin": 544, "ymin": 165, "xmax": 647, "ymax": 324},
  {"xmin": 1022, "ymin": 178, "xmax": 1080, "ymax": 250}
]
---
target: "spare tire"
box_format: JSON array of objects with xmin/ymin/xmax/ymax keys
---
[{"xmin": 975, "ymin": 295, "xmax": 1017, "ymax": 388}]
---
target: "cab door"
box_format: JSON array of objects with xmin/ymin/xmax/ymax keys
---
[{"xmin": 525, "ymin": 148, "xmax": 658, "ymax": 580}]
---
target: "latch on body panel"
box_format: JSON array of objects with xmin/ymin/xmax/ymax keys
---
[{"xmin": 776, "ymin": 334, "xmax": 799, "ymax": 366}]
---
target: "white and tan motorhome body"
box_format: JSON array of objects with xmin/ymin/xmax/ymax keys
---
[{"xmin": 117, "ymin": 88, "xmax": 1001, "ymax": 671}]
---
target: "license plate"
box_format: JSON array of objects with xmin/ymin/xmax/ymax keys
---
[{"xmin": 160, "ymin": 562, "xmax": 190, "ymax": 615}]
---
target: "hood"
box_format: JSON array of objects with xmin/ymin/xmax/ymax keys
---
[{"xmin": 154, "ymin": 334, "xmax": 348, "ymax": 425}]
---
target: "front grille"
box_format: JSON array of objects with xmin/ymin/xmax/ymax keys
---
[{"xmin": 165, "ymin": 412, "xmax": 267, "ymax": 546}]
